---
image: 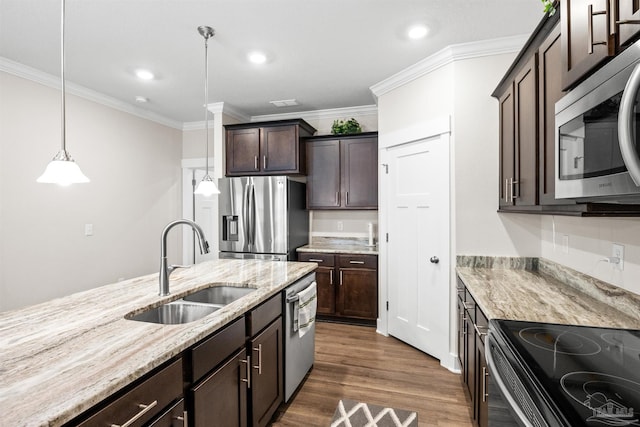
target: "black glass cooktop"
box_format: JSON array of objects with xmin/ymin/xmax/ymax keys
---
[{"xmin": 493, "ymin": 319, "xmax": 640, "ymax": 427}]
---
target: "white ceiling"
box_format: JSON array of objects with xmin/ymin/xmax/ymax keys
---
[{"xmin": 0, "ymin": 0, "xmax": 545, "ymax": 125}]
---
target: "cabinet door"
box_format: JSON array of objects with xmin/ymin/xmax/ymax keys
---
[
  {"xmin": 499, "ymin": 83, "xmax": 515, "ymax": 207},
  {"xmin": 226, "ymin": 128, "xmax": 261, "ymax": 175},
  {"xmin": 514, "ymin": 55, "xmax": 538, "ymax": 206},
  {"xmin": 341, "ymin": 137, "xmax": 378, "ymax": 208},
  {"xmin": 539, "ymin": 24, "xmax": 567, "ymax": 205},
  {"xmin": 561, "ymin": 0, "xmax": 615, "ymax": 90},
  {"xmin": 191, "ymin": 348, "xmax": 248, "ymax": 427},
  {"xmin": 250, "ymin": 318, "xmax": 283, "ymax": 427},
  {"xmin": 618, "ymin": 1, "xmax": 640, "ymax": 46},
  {"xmin": 337, "ymin": 268, "xmax": 378, "ymax": 320},
  {"xmin": 306, "ymin": 139, "xmax": 341, "ymax": 208},
  {"xmin": 260, "ymin": 125, "xmax": 301, "ymax": 174},
  {"xmin": 476, "ymin": 333, "xmax": 489, "ymax": 427},
  {"xmin": 316, "ymin": 266, "xmax": 336, "ymax": 315}
]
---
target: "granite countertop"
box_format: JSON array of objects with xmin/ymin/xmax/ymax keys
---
[
  {"xmin": 456, "ymin": 256, "xmax": 640, "ymax": 329},
  {"xmin": 297, "ymin": 237, "xmax": 378, "ymax": 255},
  {"xmin": 0, "ymin": 259, "xmax": 317, "ymax": 427}
]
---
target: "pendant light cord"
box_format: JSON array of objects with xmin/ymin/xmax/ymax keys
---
[
  {"xmin": 60, "ymin": 0, "xmax": 67, "ymax": 154},
  {"xmin": 203, "ymin": 32, "xmax": 210, "ymax": 175}
]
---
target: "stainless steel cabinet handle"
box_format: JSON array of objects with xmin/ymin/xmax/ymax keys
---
[
  {"xmin": 588, "ymin": 4, "xmax": 608, "ymax": 54},
  {"xmin": 253, "ymin": 344, "xmax": 262, "ymax": 375},
  {"xmin": 511, "ymin": 178, "xmax": 519, "ymax": 200},
  {"xmin": 110, "ymin": 400, "xmax": 158, "ymax": 427},
  {"xmin": 346, "ymin": 191, "xmax": 349, "ymax": 205},
  {"xmin": 462, "ymin": 317, "xmax": 468, "ymax": 335},
  {"xmin": 330, "ymin": 272, "xmax": 333, "ymax": 285},
  {"xmin": 174, "ymin": 411, "xmax": 188, "ymax": 426},
  {"xmin": 335, "ymin": 192, "xmax": 340, "ymax": 205},
  {"xmin": 241, "ymin": 356, "xmax": 251, "ymax": 388},
  {"xmin": 482, "ymin": 366, "xmax": 489, "ymax": 402},
  {"xmin": 349, "ymin": 260, "xmax": 365, "ymax": 265},
  {"xmin": 308, "ymin": 258, "xmax": 324, "ymax": 263},
  {"xmin": 254, "ymin": 156, "xmax": 258, "ymax": 170},
  {"xmin": 339, "ymin": 271, "xmax": 343, "ymax": 285},
  {"xmin": 474, "ymin": 324, "xmax": 488, "ymax": 338},
  {"xmin": 462, "ymin": 301, "xmax": 475, "ymax": 311},
  {"xmin": 263, "ymin": 155, "xmax": 267, "ymax": 170},
  {"xmin": 618, "ymin": 63, "xmax": 640, "ymax": 186}
]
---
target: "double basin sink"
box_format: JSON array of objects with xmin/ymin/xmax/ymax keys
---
[{"xmin": 126, "ymin": 285, "xmax": 255, "ymax": 325}]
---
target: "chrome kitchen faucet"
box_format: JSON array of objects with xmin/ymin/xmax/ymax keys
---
[{"xmin": 159, "ymin": 219, "xmax": 210, "ymax": 296}]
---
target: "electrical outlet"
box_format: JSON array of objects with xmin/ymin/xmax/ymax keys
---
[
  {"xmin": 562, "ymin": 235, "xmax": 569, "ymax": 254},
  {"xmin": 612, "ymin": 243, "xmax": 624, "ymax": 271},
  {"xmin": 84, "ymin": 223, "xmax": 93, "ymax": 236},
  {"xmin": 337, "ymin": 221, "xmax": 344, "ymax": 231}
]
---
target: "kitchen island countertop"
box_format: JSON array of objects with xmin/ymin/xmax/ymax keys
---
[
  {"xmin": 0, "ymin": 259, "xmax": 316, "ymax": 426},
  {"xmin": 456, "ymin": 257, "xmax": 640, "ymax": 329}
]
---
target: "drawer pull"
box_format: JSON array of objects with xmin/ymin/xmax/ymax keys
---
[
  {"xmin": 349, "ymin": 260, "xmax": 365, "ymax": 265},
  {"xmin": 174, "ymin": 411, "xmax": 188, "ymax": 426},
  {"xmin": 482, "ymin": 366, "xmax": 489, "ymax": 402},
  {"xmin": 253, "ymin": 344, "xmax": 262, "ymax": 375},
  {"xmin": 308, "ymin": 258, "xmax": 324, "ymax": 263},
  {"xmin": 474, "ymin": 324, "xmax": 488, "ymax": 338},
  {"xmin": 111, "ymin": 400, "xmax": 158, "ymax": 427},
  {"xmin": 462, "ymin": 301, "xmax": 475, "ymax": 311}
]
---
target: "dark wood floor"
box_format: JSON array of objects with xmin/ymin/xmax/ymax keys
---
[{"xmin": 272, "ymin": 321, "xmax": 474, "ymax": 427}]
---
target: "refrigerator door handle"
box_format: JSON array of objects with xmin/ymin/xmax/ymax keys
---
[
  {"xmin": 243, "ymin": 180, "xmax": 251, "ymax": 247},
  {"xmin": 248, "ymin": 181, "xmax": 256, "ymax": 246}
]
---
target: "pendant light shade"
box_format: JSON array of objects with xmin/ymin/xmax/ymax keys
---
[
  {"xmin": 38, "ymin": 0, "xmax": 89, "ymax": 185},
  {"xmin": 194, "ymin": 25, "xmax": 219, "ymax": 197}
]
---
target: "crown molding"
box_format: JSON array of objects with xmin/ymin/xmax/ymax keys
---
[
  {"xmin": 370, "ymin": 34, "xmax": 529, "ymax": 98},
  {"xmin": 0, "ymin": 57, "xmax": 183, "ymax": 129},
  {"xmin": 183, "ymin": 102, "xmax": 251, "ymax": 130},
  {"xmin": 250, "ymin": 104, "xmax": 378, "ymax": 123}
]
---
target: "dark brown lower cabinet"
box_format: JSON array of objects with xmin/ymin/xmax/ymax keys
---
[
  {"xmin": 250, "ymin": 319, "xmax": 283, "ymax": 427},
  {"xmin": 457, "ymin": 276, "xmax": 489, "ymax": 427},
  {"xmin": 148, "ymin": 399, "xmax": 186, "ymax": 427},
  {"xmin": 192, "ymin": 348, "xmax": 248, "ymax": 427},
  {"xmin": 298, "ymin": 252, "xmax": 378, "ymax": 323}
]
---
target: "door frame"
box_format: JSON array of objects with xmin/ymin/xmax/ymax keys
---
[{"xmin": 378, "ymin": 115, "xmax": 458, "ymax": 372}]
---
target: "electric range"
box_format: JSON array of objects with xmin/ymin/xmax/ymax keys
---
[{"xmin": 487, "ymin": 319, "xmax": 640, "ymax": 427}]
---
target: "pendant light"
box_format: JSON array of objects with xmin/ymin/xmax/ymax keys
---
[
  {"xmin": 37, "ymin": 0, "xmax": 89, "ymax": 186},
  {"xmin": 194, "ymin": 26, "xmax": 220, "ymax": 196}
]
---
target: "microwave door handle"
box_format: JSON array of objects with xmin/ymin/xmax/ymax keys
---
[{"xmin": 618, "ymin": 63, "xmax": 640, "ymax": 186}]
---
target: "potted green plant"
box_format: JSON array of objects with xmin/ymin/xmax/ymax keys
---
[
  {"xmin": 331, "ymin": 118, "xmax": 362, "ymax": 135},
  {"xmin": 541, "ymin": 0, "xmax": 556, "ymax": 16}
]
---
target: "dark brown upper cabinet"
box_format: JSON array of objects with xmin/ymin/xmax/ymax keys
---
[
  {"xmin": 617, "ymin": 2, "xmax": 640, "ymax": 46},
  {"xmin": 225, "ymin": 119, "xmax": 316, "ymax": 177},
  {"xmin": 306, "ymin": 133, "xmax": 378, "ymax": 210}
]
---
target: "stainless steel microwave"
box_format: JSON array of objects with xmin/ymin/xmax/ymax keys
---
[{"xmin": 555, "ymin": 39, "xmax": 640, "ymax": 202}]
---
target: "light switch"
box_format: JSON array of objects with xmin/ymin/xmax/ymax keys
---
[{"xmin": 85, "ymin": 223, "xmax": 93, "ymax": 236}]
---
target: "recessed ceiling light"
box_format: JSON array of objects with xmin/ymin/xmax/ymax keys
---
[
  {"xmin": 248, "ymin": 51, "xmax": 267, "ymax": 64},
  {"xmin": 135, "ymin": 69, "xmax": 155, "ymax": 80},
  {"xmin": 407, "ymin": 25, "xmax": 428, "ymax": 40},
  {"xmin": 269, "ymin": 99, "xmax": 298, "ymax": 107}
]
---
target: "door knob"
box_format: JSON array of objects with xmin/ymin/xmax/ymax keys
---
[{"xmin": 430, "ymin": 256, "xmax": 439, "ymax": 264}]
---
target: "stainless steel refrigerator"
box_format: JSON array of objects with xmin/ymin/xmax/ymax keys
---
[{"xmin": 219, "ymin": 176, "xmax": 308, "ymax": 260}]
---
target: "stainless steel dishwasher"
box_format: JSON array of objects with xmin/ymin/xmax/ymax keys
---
[{"xmin": 283, "ymin": 272, "xmax": 316, "ymax": 402}]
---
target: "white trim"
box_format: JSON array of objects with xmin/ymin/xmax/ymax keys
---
[
  {"xmin": 442, "ymin": 352, "xmax": 461, "ymax": 373},
  {"xmin": 0, "ymin": 57, "xmax": 183, "ymax": 129},
  {"xmin": 370, "ymin": 35, "xmax": 528, "ymax": 98},
  {"xmin": 249, "ymin": 105, "xmax": 378, "ymax": 123},
  {"xmin": 379, "ymin": 116, "xmax": 451, "ymax": 149}
]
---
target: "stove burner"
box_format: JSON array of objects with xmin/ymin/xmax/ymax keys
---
[
  {"xmin": 561, "ymin": 371, "xmax": 640, "ymax": 426},
  {"xmin": 519, "ymin": 327, "xmax": 602, "ymax": 356},
  {"xmin": 601, "ymin": 332, "xmax": 640, "ymax": 352}
]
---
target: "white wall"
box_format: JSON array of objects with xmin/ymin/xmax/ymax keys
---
[
  {"xmin": 452, "ymin": 55, "xmax": 541, "ymax": 256},
  {"xmin": 0, "ymin": 72, "xmax": 183, "ymax": 312},
  {"xmin": 310, "ymin": 210, "xmax": 378, "ymax": 240}
]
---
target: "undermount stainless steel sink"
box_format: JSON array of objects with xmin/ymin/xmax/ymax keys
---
[
  {"xmin": 126, "ymin": 285, "xmax": 256, "ymax": 325},
  {"xmin": 125, "ymin": 300, "xmax": 220, "ymax": 325},
  {"xmin": 182, "ymin": 286, "xmax": 255, "ymax": 306}
]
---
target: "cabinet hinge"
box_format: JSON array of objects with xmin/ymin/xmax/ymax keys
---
[
  {"xmin": 386, "ymin": 301, "xmax": 389, "ymax": 311},
  {"xmin": 382, "ymin": 163, "xmax": 389, "ymax": 174}
]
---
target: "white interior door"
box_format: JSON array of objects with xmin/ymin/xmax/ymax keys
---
[{"xmin": 386, "ymin": 135, "xmax": 450, "ymax": 361}]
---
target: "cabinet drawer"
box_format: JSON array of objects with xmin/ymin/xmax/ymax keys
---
[
  {"xmin": 248, "ymin": 293, "xmax": 283, "ymax": 337},
  {"xmin": 148, "ymin": 399, "xmax": 185, "ymax": 427},
  {"xmin": 338, "ymin": 254, "xmax": 377, "ymax": 269},
  {"xmin": 76, "ymin": 358, "xmax": 182, "ymax": 427},
  {"xmin": 298, "ymin": 252, "xmax": 335, "ymax": 266},
  {"xmin": 190, "ymin": 317, "xmax": 246, "ymax": 383}
]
